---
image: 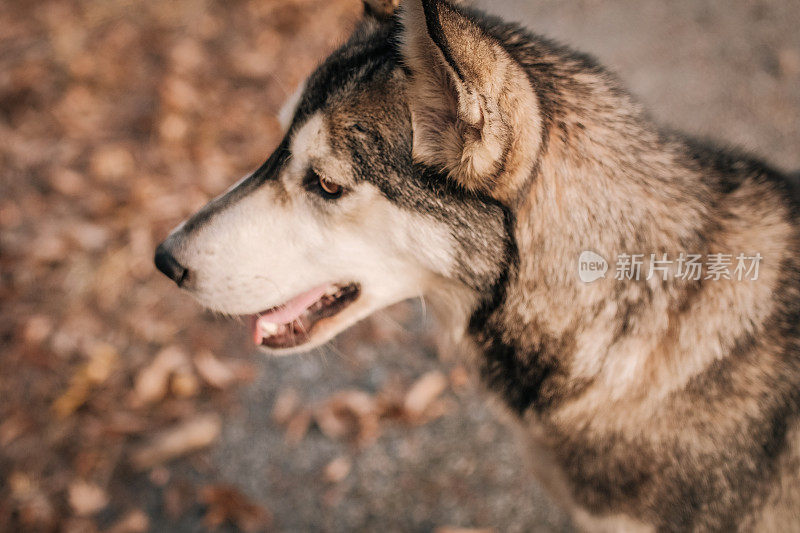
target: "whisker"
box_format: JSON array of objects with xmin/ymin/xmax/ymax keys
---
[
  {"xmin": 418, "ymin": 294, "xmax": 428, "ymax": 321},
  {"xmin": 324, "ymin": 339, "xmax": 356, "ymax": 368},
  {"xmin": 374, "ymin": 309, "xmax": 413, "ymax": 339}
]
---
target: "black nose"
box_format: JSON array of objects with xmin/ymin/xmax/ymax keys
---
[{"xmin": 154, "ymin": 243, "xmax": 189, "ymax": 286}]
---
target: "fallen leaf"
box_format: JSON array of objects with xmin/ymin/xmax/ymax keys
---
[
  {"xmin": 9, "ymin": 472, "xmax": 55, "ymax": 529},
  {"xmin": 68, "ymin": 481, "xmax": 108, "ymax": 516},
  {"xmin": 84, "ymin": 343, "xmax": 118, "ymax": 383},
  {"xmin": 133, "ymin": 346, "xmax": 188, "ymax": 406},
  {"xmin": 9, "ymin": 472, "xmax": 34, "ymax": 499},
  {"xmin": 420, "ymin": 398, "xmax": 455, "ymax": 422},
  {"xmin": 284, "ymin": 409, "xmax": 312, "ymax": 446},
  {"xmin": 163, "ymin": 480, "xmax": 196, "ymax": 520},
  {"xmin": 52, "ymin": 343, "xmax": 119, "ymax": 418},
  {"xmin": 271, "ymin": 388, "xmax": 300, "ymax": 426},
  {"xmin": 148, "ymin": 466, "xmax": 170, "ymax": 487},
  {"xmin": 403, "ymin": 371, "xmax": 448, "ymax": 420},
  {"xmin": 323, "ymin": 456, "xmax": 352, "ymax": 484},
  {"xmin": 0, "ymin": 413, "xmax": 30, "ymax": 446},
  {"xmin": 49, "ymin": 167, "xmax": 86, "ymax": 196},
  {"xmin": 130, "ymin": 413, "xmax": 221, "ymax": 470},
  {"xmin": 200, "ymin": 484, "xmax": 272, "ymax": 533},
  {"xmin": 22, "ymin": 315, "xmax": 53, "ymax": 345},
  {"xmin": 61, "ymin": 517, "xmax": 100, "ymax": 533},
  {"xmin": 314, "ymin": 390, "xmax": 380, "ymax": 447},
  {"xmin": 171, "ymin": 368, "xmax": 200, "ymax": 398},
  {"xmin": 104, "ymin": 411, "xmax": 148, "ymax": 436},
  {"xmin": 194, "ymin": 351, "xmax": 236, "ymax": 389},
  {"xmin": 89, "ymin": 145, "xmax": 134, "ymax": 182},
  {"xmin": 107, "ymin": 510, "xmax": 149, "ymax": 533}
]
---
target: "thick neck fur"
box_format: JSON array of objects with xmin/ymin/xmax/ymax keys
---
[{"xmin": 459, "ymin": 30, "xmax": 798, "ymax": 426}]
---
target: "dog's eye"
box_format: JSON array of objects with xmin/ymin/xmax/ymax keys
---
[
  {"xmin": 305, "ymin": 169, "xmax": 344, "ymax": 200},
  {"xmin": 319, "ymin": 175, "xmax": 342, "ymax": 197}
]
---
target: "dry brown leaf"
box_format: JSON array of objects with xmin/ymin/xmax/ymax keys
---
[
  {"xmin": 420, "ymin": 398, "xmax": 455, "ymax": 423},
  {"xmin": 89, "ymin": 145, "xmax": 134, "ymax": 182},
  {"xmin": 9, "ymin": 472, "xmax": 55, "ymax": 529},
  {"xmin": 271, "ymin": 388, "xmax": 300, "ymax": 426},
  {"xmin": 159, "ymin": 113, "xmax": 189, "ymax": 142},
  {"xmin": 323, "ymin": 456, "xmax": 352, "ymax": 484},
  {"xmin": 169, "ymin": 38, "xmax": 205, "ymax": 73},
  {"xmin": 0, "ymin": 413, "xmax": 30, "ymax": 446},
  {"xmin": 61, "ymin": 517, "xmax": 100, "ymax": 533},
  {"xmin": 9, "ymin": 472, "xmax": 35, "ymax": 500},
  {"xmin": 374, "ymin": 377, "xmax": 407, "ymax": 421},
  {"xmin": 163, "ymin": 480, "xmax": 196, "ymax": 520},
  {"xmin": 84, "ymin": 343, "xmax": 118, "ymax": 383},
  {"xmin": 148, "ymin": 466, "xmax": 171, "ymax": 487},
  {"xmin": 52, "ymin": 343, "xmax": 119, "ymax": 418},
  {"xmin": 314, "ymin": 406, "xmax": 353, "ymax": 441},
  {"xmin": 356, "ymin": 414, "xmax": 381, "ymax": 448},
  {"xmin": 200, "ymin": 484, "xmax": 272, "ymax": 533},
  {"xmin": 49, "ymin": 167, "xmax": 86, "ymax": 196},
  {"xmin": 30, "ymin": 230, "xmax": 68, "ymax": 263},
  {"xmin": 314, "ymin": 393, "xmax": 364, "ymax": 440},
  {"xmin": 68, "ymin": 481, "xmax": 108, "ymax": 516},
  {"xmin": 106, "ymin": 509, "xmax": 149, "ymax": 533},
  {"xmin": 14, "ymin": 496, "xmax": 56, "ymax": 530},
  {"xmin": 314, "ymin": 390, "xmax": 380, "ymax": 447},
  {"xmin": 104, "ymin": 411, "xmax": 148, "ymax": 436},
  {"xmin": 284, "ymin": 409, "xmax": 312, "ymax": 446},
  {"xmin": 338, "ymin": 390, "xmax": 376, "ymax": 417},
  {"xmin": 130, "ymin": 413, "xmax": 221, "ymax": 470},
  {"xmin": 160, "ymin": 76, "xmax": 201, "ymax": 111},
  {"xmin": 22, "ymin": 314, "xmax": 53, "ymax": 345},
  {"xmin": 132, "ymin": 346, "xmax": 189, "ymax": 406},
  {"xmin": 194, "ymin": 351, "xmax": 236, "ymax": 389},
  {"xmin": 171, "ymin": 368, "xmax": 200, "ymax": 398},
  {"xmin": 403, "ymin": 371, "xmax": 448, "ymax": 420}
]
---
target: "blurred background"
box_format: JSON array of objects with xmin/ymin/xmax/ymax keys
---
[{"xmin": 1, "ymin": 0, "xmax": 798, "ymax": 531}]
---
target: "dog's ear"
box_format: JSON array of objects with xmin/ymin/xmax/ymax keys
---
[
  {"xmin": 363, "ymin": 0, "xmax": 401, "ymax": 19},
  {"xmin": 400, "ymin": 0, "xmax": 540, "ymax": 199}
]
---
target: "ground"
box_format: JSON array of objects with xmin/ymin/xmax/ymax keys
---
[{"xmin": 1, "ymin": 1, "xmax": 798, "ymax": 532}]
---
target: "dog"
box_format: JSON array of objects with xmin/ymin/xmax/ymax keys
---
[{"xmin": 154, "ymin": 1, "xmax": 800, "ymax": 530}]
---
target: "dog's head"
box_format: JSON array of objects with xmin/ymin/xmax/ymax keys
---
[{"xmin": 155, "ymin": 0, "xmax": 538, "ymax": 354}]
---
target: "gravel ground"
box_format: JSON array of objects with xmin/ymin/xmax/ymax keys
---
[{"xmin": 167, "ymin": 1, "xmax": 800, "ymax": 531}]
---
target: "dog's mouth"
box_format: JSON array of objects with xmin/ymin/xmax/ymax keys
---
[{"xmin": 250, "ymin": 283, "xmax": 361, "ymax": 349}]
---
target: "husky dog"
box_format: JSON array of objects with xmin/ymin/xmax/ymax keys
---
[{"xmin": 155, "ymin": 0, "xmax": 800, "ymax": 530}]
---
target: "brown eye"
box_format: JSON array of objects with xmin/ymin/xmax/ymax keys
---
[
  {"xmin": 304, "ymin": 169, "xmax": 344, "ymax": 200},
  {"xmin": 319, "ymin": 175, "xmax": 342, "ymax": 197}
]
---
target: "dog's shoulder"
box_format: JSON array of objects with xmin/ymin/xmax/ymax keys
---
[{"xmin": 674, "ymin": 133, "xmax": 800, "ymax": 213}]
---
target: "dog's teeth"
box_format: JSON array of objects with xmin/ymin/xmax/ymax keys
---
[{"xmin": 259, "ymin": 321, "xmax": 280, "ymax": 337}]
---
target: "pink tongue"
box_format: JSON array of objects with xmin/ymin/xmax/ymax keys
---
[{"xmin": 257, "ymin": 285, "xmax": 329, "ymax": 325}]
